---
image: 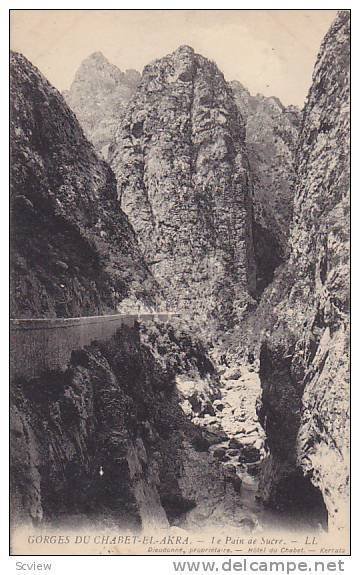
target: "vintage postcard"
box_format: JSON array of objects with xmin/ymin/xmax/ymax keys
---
[{"xmin": 9, "ymin": 9, "xmax": 350, "ymax": 556}]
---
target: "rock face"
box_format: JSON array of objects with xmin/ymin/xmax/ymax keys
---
[
  {"xmin": 257, "ymin": 11, "xmax": 350, "ymax": 532},
  {"xmin": 64, "ymin": 49, "xmax": 301, "ymax": 312},
  {"xmin": 109, "ymin": 46, "xmax": 257, "ymax": 334},
  {"xmin": 10, "ymin": 51, "xmax": 158, "ymax": 318},
  {"xmin": 231, "ymin": 83, "xmax": 300, "ymax": 291},
  {"xmin": 10, "ymin": 322, "xmax": 248, "ymax": 532},
  {"xmin": 64, "ymin": 52, "xmax": 140, "ymax": 159}
]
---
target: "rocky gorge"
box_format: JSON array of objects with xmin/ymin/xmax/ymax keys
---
[
  {"xmin": 10, "ymin": 10, "xmax": 350, "ymax": 548},
  {"xmin": 10, "ymin": 49, "xmax": 267, "ymax": 538}
]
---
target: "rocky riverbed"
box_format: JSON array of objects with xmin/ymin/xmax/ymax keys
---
[
  {"xmin": 176, "ymin": 353, "xmax": 331, "ymax": 534},
  {"xmin": 176, "ymin": 356, "xmax": 268, "ymax": 531}
]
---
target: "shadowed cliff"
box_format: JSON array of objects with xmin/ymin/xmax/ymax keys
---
[
  {"xmin": 10, "ymin": 51, "xmax": 159, "ymax": 318},
  {"xmin": 256, "ymin": 10, "xmax": 350, "ymax": 532}
]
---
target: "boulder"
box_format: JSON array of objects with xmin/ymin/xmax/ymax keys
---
[
  {"xmin": 238, "ymin": 445, "xmax": 261, "ymax": 464},
  {"xmin": 227, "ymin": 449, "xmax": 240, "ymax": 457},
  {"xmin": 235, "ymin": 434, "xmax": 257, "ymax": 446},
  {"xmin": 244, "ymin": 424, "xmax": 258, "ymax": 435},
  {"xmin": 213, "ymin": 400, "xmax": 225, "ymax": 411},
  {"xmin": 180, "ymin": 400, "xmax": 193, "ymax": 417},
  {"xmin": 246, "ymin": 462, "xmax": 261, "ymax": 476},
  {"xmin": 223, "ymin": 367, "xmax": 242, "ymax": 380},
  {"xmin": 213, "ymin": 447, "xmax": 227, "ymax": 461},
  {"xmin": 228, "ymin": 438, "xmax": 242, "ymax": 450},
  {"xmin": 202, "ymin": 429, "xmax": 228, "ymax": 446},
  {"xmin": 238, "ymin": 517, "xmax": 256, "ymax": 531}
]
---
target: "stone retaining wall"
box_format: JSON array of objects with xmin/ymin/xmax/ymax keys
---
[{"xmin": 10, "ymin": 313, "xmax": 177, "ymax": 380}]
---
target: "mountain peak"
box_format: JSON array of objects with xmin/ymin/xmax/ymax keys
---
[
  {"xmin": 173, "ymin": 44, "xmax": 195, "ymax": 55},
  {"xmin": 109, "ymin": 41, "xmax": 256, "ymax": 332},
  {"xmin": 75, "ymin": 51, "xmax": 124, "ymax": 79},
  {"xmin": 83, "ymin": 51, "xmax": 109, "ymax": 65},
  {"xmin": 64, "ymin": 54, "xmax": 140, "ymax": 159}
]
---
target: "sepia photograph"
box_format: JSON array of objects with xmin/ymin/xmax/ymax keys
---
[{"xmin": 9, "ymin": 7, "xmax": 350, "ymax": 557}]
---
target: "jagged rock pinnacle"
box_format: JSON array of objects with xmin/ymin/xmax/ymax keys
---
[{"xmin": 109, "ymin": 46, "xmax": 256, "ymax": 334}]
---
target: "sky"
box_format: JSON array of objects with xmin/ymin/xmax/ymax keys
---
[{"xmin": 10, "ymin": 9, "xmax": 337, "ymax": 107}]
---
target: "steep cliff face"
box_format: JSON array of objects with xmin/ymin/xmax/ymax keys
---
[
  {"xmin": 109, "ymin": 46, "xmax": 257, "ymax": 334},
  {"xmin": 257, "ymin": 11, "xmax": 350, "ymax": 532},
  {"xmin": 231, "ymin": 83, "xmax": 300, "ymax": 291},
  {"xmin": 65, "ymin": 51, "xmax": 300, "ymax": 304},
  {"xmin": 64, "ymin": 52, "xmax": 140, "ymax": 159},
  {"xmin": 10, "ymin": 51, "xmax": 158, "ymax": 318},
  {"xmin": 11, "ymin": 322, "xmax": 250, "ymax": 533}
]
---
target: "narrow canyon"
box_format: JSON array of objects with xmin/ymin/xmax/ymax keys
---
[{"xmin": 10, "ymin": 10, "xmax": 350, "ymax": 547}]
